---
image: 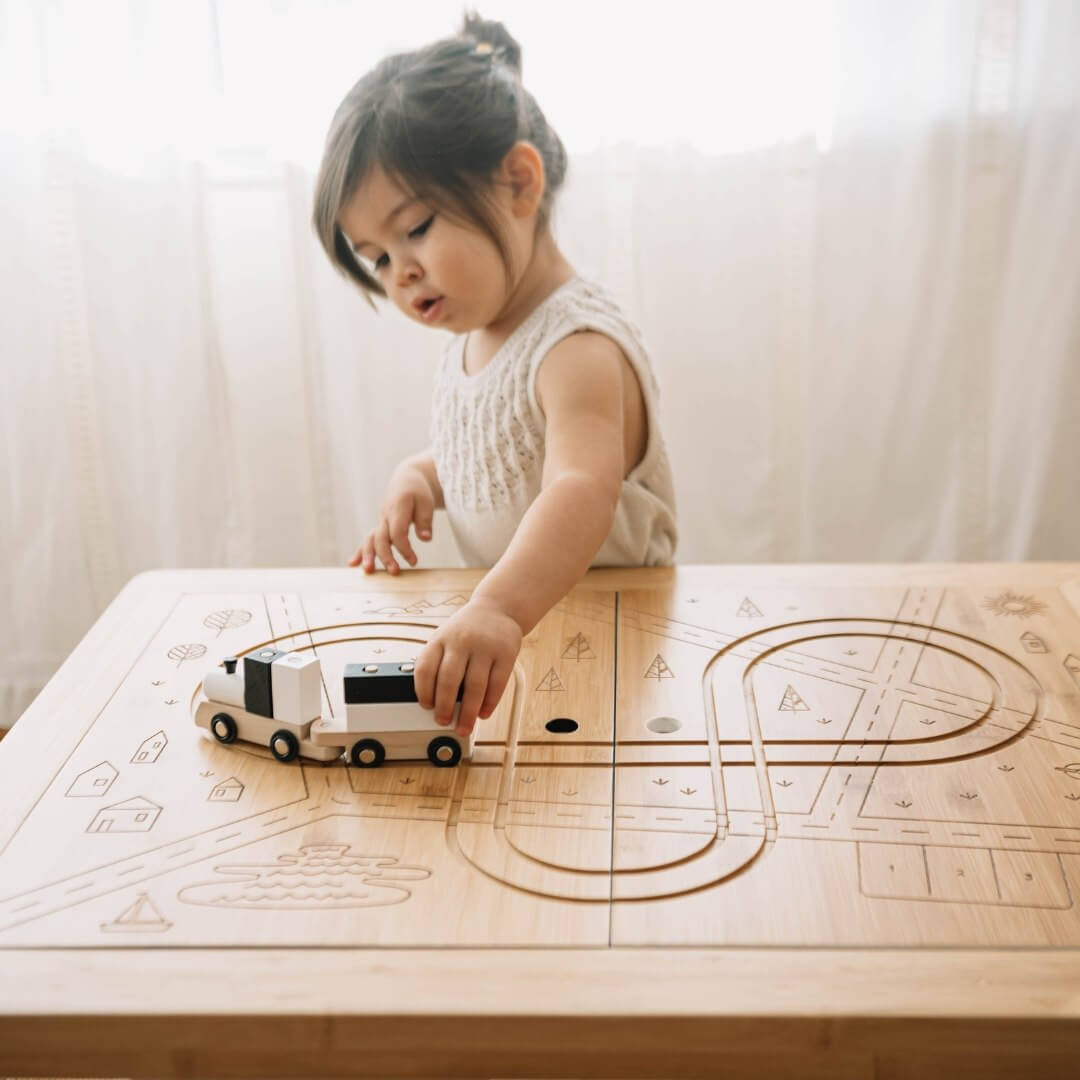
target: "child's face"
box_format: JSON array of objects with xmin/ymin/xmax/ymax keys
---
[{"xmin": 338, "ymin": 167, "xmax": 522, "ymax": 333}]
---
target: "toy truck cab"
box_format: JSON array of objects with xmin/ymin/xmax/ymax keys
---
[
  {"xmin": 309, "ymin": 661, "xmax": 471, "ymax": 768},
  {"xmin": 193, "ymin": 649, "xmax": 339, "ymax": 763}
]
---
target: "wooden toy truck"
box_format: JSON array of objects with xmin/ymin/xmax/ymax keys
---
[{"xmin": 194, "ymin": 649, "xmax": 470, "ymax": 767}]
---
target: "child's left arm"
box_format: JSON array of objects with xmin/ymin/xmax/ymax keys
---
[{"xmin": 413, "ymin": 331, "xmax": 628, "ymax": 736}]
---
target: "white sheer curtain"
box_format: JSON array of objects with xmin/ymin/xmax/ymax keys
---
[{"xmin": 2, "ymin": 0, "xmax": 1078, "ymax": 729}]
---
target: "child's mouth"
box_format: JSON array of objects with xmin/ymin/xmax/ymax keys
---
[{"xmin": 419, "ymin": 296, "xmax": 444, "ymax": 322}]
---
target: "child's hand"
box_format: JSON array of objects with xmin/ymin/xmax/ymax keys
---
[
  {"xmin": 350, "ymin": 460, "xmax": 436, "ymax": 574},
  {"xmin": 414, "ymin": 597, "xmax": 522, "ymax": 736}
]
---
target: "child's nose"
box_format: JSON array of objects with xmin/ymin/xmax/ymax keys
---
[{"xmin": 397, "ymin": 259, "xmax": 422, "ymax": 287}]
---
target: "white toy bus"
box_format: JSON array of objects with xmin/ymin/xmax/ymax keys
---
[{"xmin": 194, "ymin": 650, "xmax": 470, "ymax": 767}]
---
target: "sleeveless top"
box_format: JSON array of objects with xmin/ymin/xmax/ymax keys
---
[{"xmin": 430, "ymin": 275, "xmax": 678, "ymax": 569}]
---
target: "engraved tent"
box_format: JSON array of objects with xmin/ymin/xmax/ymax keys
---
[{"xmin": 101, "ymin": 892, "xmax": 172, "ymax": 933}]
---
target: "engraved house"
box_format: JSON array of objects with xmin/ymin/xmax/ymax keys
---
[
  {"xmin": 131, "ymin": 731, "xmax": 168, "ymax": 764},
  {"xmin": 88, "ymin": 796, "xmax": 162, "ymax": 834},
  {"xmin": 209, "ymin": 777, "xmax": 244, "ymax": 802},
  {"xmin": 66, "ymin": 761, "xmax": 117, "ymax": 798}
]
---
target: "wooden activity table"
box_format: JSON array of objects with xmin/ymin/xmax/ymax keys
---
[{"xmin": 2, "ymin": 563, "xmax": 1080, "ymax": 1078}]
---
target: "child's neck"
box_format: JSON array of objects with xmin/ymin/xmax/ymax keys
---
[{"xmin": 482, "ymin": 230, "xmax": 576, "ymax": 346}]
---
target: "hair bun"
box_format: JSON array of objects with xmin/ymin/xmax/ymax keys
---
[{"xmin": 461, "ymin": 11, "xmax": 522, "ymax": 76}]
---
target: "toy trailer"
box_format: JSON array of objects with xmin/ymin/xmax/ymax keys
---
[
  {"xmin": 310, "ymin": 661, "xmax": 472, "ymax": 768},
  {"xmin": 194, "ymin": 649, "xmax": 339, "ymax": 763}
]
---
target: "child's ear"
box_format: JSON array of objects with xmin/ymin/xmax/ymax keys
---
[{"xmin": 500, "ymin": 140, "xmax": 545, "ymax": 217}]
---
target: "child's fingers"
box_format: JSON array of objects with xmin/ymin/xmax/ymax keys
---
[
  {"xmin": 413, "ymin": 638, "xmax": 442, "ymax": 710},
  {"xmin": 433, "ymin": 650, "xmax": 467, "ymax": 726},
  {"xmin": 479, "ymin": 655, "xmax": 513, "ymax": 719},
  {"xmin": 414, "ymin": 494, "xmax": 435, "ymax": 542},
  {"xmin": 455, "ymin": 657, "xmax": 492, "ymax": 736},
  {"xmin": 373, "ymin": 520, "xmax": 399, "ymax": 574},
  {"xmin": 387, "ymin": 500, "xmax": 418, "ymax": 566},
  {"xmin": 361, "ymin": 532, "xmax": 377, "ymax": 573},
  {"xmin": 347, "ymin": 541, "xmax": 364, "ymax": 568}
]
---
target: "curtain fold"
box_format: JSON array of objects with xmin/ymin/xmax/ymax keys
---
[{"xmin": 2, "ymin": 0, "xmax": 1078, "ymax": 729}]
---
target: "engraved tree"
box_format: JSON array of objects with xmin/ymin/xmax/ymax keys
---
[
  {"xmin": 561, "ymin": 632, "xmax": 595, "ymax": 661},
  {"xmin": 644, "ymin": 655, "xmax": 674, "ymax": 680},
  {"xmin": 536, "ymin": 668, "xmax": 565, "ymax": 692},
  {"xmin": 778, "ymin": 685, "xmax": 809, "ymax": 712},
  {"xmin": 203, "ymin": 609, "xmax": 252, "ymax": 636},
  {"xmin": 167, "ymin": 643, "xmax": 207, "ymax": 668}
]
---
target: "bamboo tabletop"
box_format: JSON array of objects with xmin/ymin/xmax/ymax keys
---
[{"xmin": 2, "ymin": 562, "xmax": 1080, "ymax": 1078}]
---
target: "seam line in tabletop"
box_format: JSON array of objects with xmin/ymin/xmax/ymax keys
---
[{"xmin": 608, "ymin": 590, "xmax": 619, "ymax": 944}]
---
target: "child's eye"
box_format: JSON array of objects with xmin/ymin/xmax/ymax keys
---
[
  {"xmin": 373, "ymin": 253, "xmax": 389, "ymax": 271},
  {"xmin": 408, "ymin": 215, "xmax": 435, "ymax": 239}
]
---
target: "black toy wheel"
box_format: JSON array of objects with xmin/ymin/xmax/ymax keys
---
[
  {"xmin": 427, "ymin": 735, "xmax": 462, "ymax": 767},
  {"xmin": 350, "ymin": 738, "xmax": 385, "ymax": 768},
  {"xmin": 210, "ymin": 712, "xmax": 238, "ymax": 744},
  {"xmin": 269, "ymin": 729, "xmax": 300, "ymax": 762}
]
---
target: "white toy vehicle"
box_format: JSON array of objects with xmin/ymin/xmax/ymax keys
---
[
  {"xmin": 309, "ymin": 661, "xmax": 469, "ymax": 767},
  {"xmin": 194, "ymin": 650, "xmax": 470, "ymax": 767}
]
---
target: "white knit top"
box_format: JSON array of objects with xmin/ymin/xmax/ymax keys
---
[{"xmin": 430, "ymin": 276, "xmax": 678, "ymax": 569}]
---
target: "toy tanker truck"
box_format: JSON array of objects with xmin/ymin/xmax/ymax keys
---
[{"xmin": 194, "ymin": 648, "xmax": 469, "ymax": 767}]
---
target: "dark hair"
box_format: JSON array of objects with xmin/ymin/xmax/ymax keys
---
[{"xmin": 312, "ymin": 12, "xmax": 568, "ymax": 303}]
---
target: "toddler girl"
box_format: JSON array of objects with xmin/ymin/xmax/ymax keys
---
[{"xmin": 312, "ymin": 12, "xmax": 677, "ymax": 738}]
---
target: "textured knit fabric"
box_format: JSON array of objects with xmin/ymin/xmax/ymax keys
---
[{"xmin": 430, "ymin": 275, "xmax": 678, "ymax": 568}]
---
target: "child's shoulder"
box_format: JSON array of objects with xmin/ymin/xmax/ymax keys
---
[
  {"xmin": 433, "ymin": 275, "xmax": 646, "ymax": 389},
  {"xmin": 435, "ymin": 275, "xmax": 598, "ymax": 363},
  {"xmin": 531, "ymin": 275, "xmax": 650, "ymax": 360},
  {"xmin": 523, "ymin": 275, "xmax": 640, "ymax": 348}
]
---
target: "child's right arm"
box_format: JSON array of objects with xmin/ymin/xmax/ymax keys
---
[{"xmin": 350, "ymin": 448, "xmax": 445, "ymax": 574}]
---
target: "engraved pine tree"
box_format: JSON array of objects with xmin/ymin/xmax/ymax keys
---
[
  {"xmin": 561, "ymin": 633, "xmax": 595, "ymax": 661},
  {"xmin": 644, "ymin": 655, "xmax": 674, "ymax": 680},
  {"xmin": 536, "ymin": 668, "xmax": 565, "ymax": 692},
  {"xmin": 779, "ymin": 685, "xmax": 810, "ymax": 712}
]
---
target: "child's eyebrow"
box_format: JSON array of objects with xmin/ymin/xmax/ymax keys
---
[{"xmin": 350, "ymin": 197, "xmax": 421, "ymax": 254}]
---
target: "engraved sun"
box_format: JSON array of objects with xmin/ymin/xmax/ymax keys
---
[{"xmin": 982, "ymin": 590, "xmax": 1047, "ymax": 618}]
